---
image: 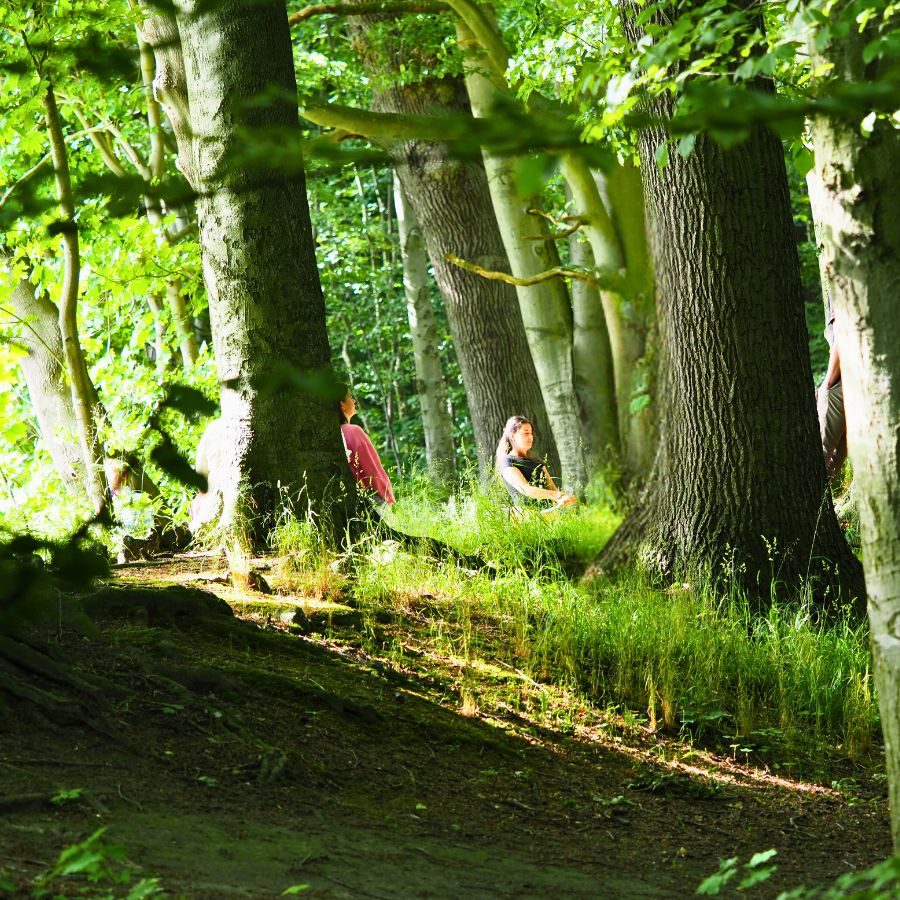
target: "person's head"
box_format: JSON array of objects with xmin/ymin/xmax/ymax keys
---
[
  {"xmin": 338, "ymin": 384, "xmax": 357, "ymax": 424},
  {"xmin": 495, "ymin": 415, "xmax": 535, "ymax": 470}
]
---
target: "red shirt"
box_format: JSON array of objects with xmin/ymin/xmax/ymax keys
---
[{"xmin": 341, "ymin": 423, "xmax": 395, "ymax": 504}]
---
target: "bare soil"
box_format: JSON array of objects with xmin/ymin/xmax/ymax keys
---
[{"xmin": 0, "ymin": 553, "xmax": 890, "ymax": 898}]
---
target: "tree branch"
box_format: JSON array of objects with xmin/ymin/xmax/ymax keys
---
[
  {"xmin": 443, "ymin": 0, "xmax": 509, "ymax": 81},
  {"xmin": 0, "ymin": 126, "xmax": 110, "ymax": 212},
  {"xmin": 525, "ymin": 208, "xmax": 582, "ymax": 240},
  {"xmin": 289, "ymin": 0, "xmax": 445, "ymax": 24},
  {"xmin": 445, "ymin": 253, "xmax": 617, "ymax": 290},
  {"xmin": 301, "ymin": 101, "xmax": 471, "ymax": 144}
]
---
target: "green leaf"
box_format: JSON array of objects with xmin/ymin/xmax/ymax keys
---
[
  {"xmin": 696, "ymin": 857, "xmax": 739, "ymax": 895},
  {"xmin": 677, "ymin": 134, "xmax": 697, "ymax": 159},
  {"xmin": 747, "ymin": 849, "xmax": 777, "ymax": 868},
  {"xmin": 282, "ymin": 885, "xmax": 310, "ymax": 895},
  {"xmin": 739, "ymin": 865, "xmax": 777, "ymax": 889},
  {"xmin": 654, "ymin": 141, "xmax": 670, "ymax": 171}
]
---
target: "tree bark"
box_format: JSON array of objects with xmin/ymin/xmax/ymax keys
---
[
  {"xmin": 561, "ymin": 154, "xmax": 657, "ymax": 481},
  {"xmin": 393, "ymin": 171, "xmax": 456, "ymax": 480},
  {"xmin": 596, "ymin": 107, "xmax": 863, "ymax": 604},
  {"xmin": 8, "ymin": 278, "xmax": 83, "ymax": 489},
  {"xmin": 593, "ymin": 162, "xmax": 657, "ymax": 479},
  {"xmin": 566, "ymin": 230, "xmax": 618, "ymax": 474},
  {"xmin": 176, "ymin": 0, "xmax": 352, "ymax": 537},
  {"xmin": 808, "ymin": 5, "xmax": 900, "ymax": 846}
]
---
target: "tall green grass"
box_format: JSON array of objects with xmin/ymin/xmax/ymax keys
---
[{"xmin": 278, "ymin": 476, "xmax": 878, "ymax": 758}]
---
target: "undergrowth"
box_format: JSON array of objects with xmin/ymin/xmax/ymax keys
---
[{"xmin": 274, "ymin": 477, "xmax": 878, "ymax": 763}]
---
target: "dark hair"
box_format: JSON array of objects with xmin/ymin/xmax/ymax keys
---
[
  {"xmin": 337, "ymin": 383, "xmax": 351, "ymax": 424},
  {"xmin": 494, "ymin": 415, "xmax": 536, "ymax": 471}
]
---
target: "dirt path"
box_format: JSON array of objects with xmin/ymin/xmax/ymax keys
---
[{"xmin": 0, "ymin": 557, "xmax": 890, "ymax": 897}]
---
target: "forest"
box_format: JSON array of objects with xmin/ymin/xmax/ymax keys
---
[{"xmin": 1, "ymin": 0, "xmax": 899, "ymax": 896}]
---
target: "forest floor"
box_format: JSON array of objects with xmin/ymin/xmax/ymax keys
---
[{"xmin": 0, "ymin": 550, "xmax": 891, "ymax": 899}]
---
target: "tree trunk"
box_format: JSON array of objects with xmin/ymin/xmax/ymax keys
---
[
  {"xmin": 176, "ymin": 0, "xmax": 352, "ymax": 537},
  {"xmin": 43, "ymin": 85, "xmax": 108, "ymax": 513},
  {"xmin": 8, "ymin": 278, "xmax": 83, "ymax": 489},
  {"xmin": 566, "ymin": 230, "xmax": 619, "ymax": 474},
  {"xmin": 393, "ymin": 171, "xmax": 456, "ymax": 480},
  {"xmin": 596, "ymin": 110, "xmax": 863, "ymax": 604},
  {"xmin": 456, "ymin": 22, "xmax": 584, "ymax": 493},
  {"xmin": 594, "ymin": 162, "xmax": 657, "ymax": 479},
  {"xmin": 808, "ymin": 5, "xmax": 900, "ymax": 846},
  {"xmin": 561, "ymin": 154, "xmax": 657, "ymax": 481}
]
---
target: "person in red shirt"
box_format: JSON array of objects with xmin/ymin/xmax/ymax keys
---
[{"xmin": 339, "ymin": 389, "xmax": 395, "ymax": 505}]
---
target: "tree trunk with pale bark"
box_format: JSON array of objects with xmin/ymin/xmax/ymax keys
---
[
  {"xmin": 393, "ymin": 172, "xmax": 456, "ymax": 480},
  {"xmin": 808, "ymin": 2, "xmax": 900, "ymax": 846}
]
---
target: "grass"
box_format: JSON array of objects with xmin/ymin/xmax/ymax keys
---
[{"xmin": 272, "ymin": 477, "xmax": 879, "ymax": 764}]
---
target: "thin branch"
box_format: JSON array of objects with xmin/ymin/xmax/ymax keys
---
[
  {"xmin": 524, "ymin": 209, "xmax": 583, "ymax": 240},
  {"xmin": 445, "ymin": 253, "xmax": 604, "ymax": 288},
  {"xmin": 0, "ymin": 126, "xmax": 110, "ymax": 212},
  {"xmin": 525, "ymin": 223, "xmax": 582, "ymax": 241},
  {"xmin": 289, "ymin": 1, "xmax": 445, "ymax": 24},
  {"xmin": 527, "ymin": 207, "xmax": 581, "ymax": 229}
]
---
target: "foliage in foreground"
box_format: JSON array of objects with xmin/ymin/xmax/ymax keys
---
[
  {"xmin": 698, "ymin": 850, "xmax": 900, "ymax": 898},
  {"xmin": 276, "ymin": 479, "xmax": 877, "ymax": 760}
]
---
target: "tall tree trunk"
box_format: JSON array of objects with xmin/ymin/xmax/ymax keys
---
[
  {"xmin": 566, "ymin": 231, "xmax": 618, "ymax": 474},
  {"xmin": 596, "ymin": 110, "xmax": 863, "ymax": 603},
  {"xmin": 8, "ymin": 278, "xmax": 83, "ymax": 488},
  {"xmin": 393, "ymin": 171, "xmax": 456, "ymax": 480},
  {"xmin": 135, "ymin": 22, "xmax": 199, "ymax": 369},
  {"xmin": 176, "ymin": 0, "xmax": 352, "ymax": 537},
  {"xmin": 43, "ymin": 84, "xmax": 108, "ymax": 513},
  {"xmin": 561, "ymin": 154, "xmax": 656, "ymax": 481},
  {"xmin": 457, "ymin": 22, "xmax": 585, "ymax": 492},
  {"xmin": 594, "ymin": 162, "xmax": 657, "ymax": 479},
  {"xmin": 808, "ymin": 4, "xmax": 900, "ymax": 847}
]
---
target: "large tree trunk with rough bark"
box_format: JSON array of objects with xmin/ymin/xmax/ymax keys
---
[
  {"xmin": 175, "ymin": 0, "xmax": 352, "ymax": 537},
  {"xmin": 595, "ymin": 112, "xmax": 863, "ymax": 604},
  {"xmin": 808, "ymin": 5, "xmax": 900, "ymax": 847},
  {"xmin": 393, "ymin": 172, "xmax": 456, "ymax": 480}
]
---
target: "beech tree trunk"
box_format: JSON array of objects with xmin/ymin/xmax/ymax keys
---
[
  {"xmin": 562, "ymin": 154, "xmax": 657, "ymax": 481},
  {"xmin": 176, "ymin": 0, "xmax": 352, "ymax": 536},
  {"xmin": 9, "ymin": 278, "xmax": 83, "ymax": 488},
  {"xmin": 808, "ymin": 5, "xmax": 900, "ymax": 846},
  {"xmin": 596, "ymin": 113, "xmax": 863, "ymax": 603},
  {"xmin": 393, "ymin": 172, "xmax": 456, "ymax": 480},
  {"xmin": 566, "ymin": 231, "xmax": 619, "ymax": 473},
  {"xmin": 43, "ymin": 84, "xmax": 108, "ymax": 513}
]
